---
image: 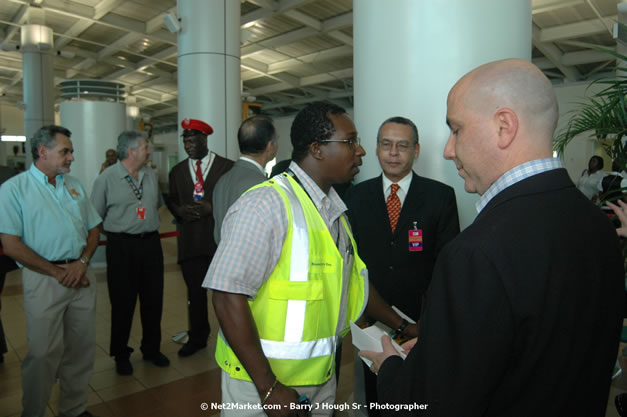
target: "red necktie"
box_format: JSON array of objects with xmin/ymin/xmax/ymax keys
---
[
  {"xmin": 195, "ymin": 160, "xmax": 204, "ymax": 186},
  {"xmin": 387, "ymin": 183, "xmax": 401, "ymax": 232}
]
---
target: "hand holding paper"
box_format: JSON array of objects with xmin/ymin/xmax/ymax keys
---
[{"xmin": 360, "ymin": 335, "xmax": 402, "ymax": 374}]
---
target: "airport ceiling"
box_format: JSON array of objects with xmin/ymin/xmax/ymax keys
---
[{"xmin": 0, "ymin": 0, "xmax": 624, "ymax": 131}]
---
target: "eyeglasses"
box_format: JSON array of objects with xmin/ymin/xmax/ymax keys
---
[
  {"xmin": 377, "ymin": 139, "xmax": 416, "ymax": 153},
  {"xmin": 319, "ymin": 137, "xmax": 361, "ymax": 149}
]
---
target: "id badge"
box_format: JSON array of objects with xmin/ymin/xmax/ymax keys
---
[
  {"xmin": 136, "ymin": 206, "xmax": 146, "ymax": 220},
  {"xmin": 408, "ymin": 229, "xmax": 423, "ymax": 252},
  {"xmin": 193, "ymin": 182, "xmax": 204, "ymax": 201}
]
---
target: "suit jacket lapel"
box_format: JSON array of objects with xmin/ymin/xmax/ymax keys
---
[
  {"xmin": 182, "ymin": 158, "xmax": 195, "ymax": 189},
  {"xmin": 204, "ymin": 154, "xmax": 224, "ymax": 190},
  {"xmin": 395, "ymin": 172, "xmax": 426, "ymax": 236},
  {"xmin": 373, "ymin": 175, "xmax": 392, "ymax": 233}
]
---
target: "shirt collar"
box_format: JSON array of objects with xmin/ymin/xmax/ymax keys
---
[
  {"xmin": 476, "ymin": 157, "xmax": 562, "ymax": 213},
  {"xmin": 288, "ymin": 161, "xmax": 347, "ymax": 217},
  {"xmin": 116, "ymin": 160, "xmax": 145, "ymax": 181},
  {"xmin": 191, "ymin": 152, "xmax": 211, "ymax": 166},
  {"xmin": 30, "ymin": 163, "xmax": 64, "ymax": 186},
  {"xmin": 382, "ymin": 171, "xmax": 413, "ymax": 194},
  {"xmin": 239, "ymin": 156, "xmax": 266, "ymax": 175}
]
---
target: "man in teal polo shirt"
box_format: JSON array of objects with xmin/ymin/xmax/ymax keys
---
[{"xmin": 0, "ymin": 125, "xmax": 102, "ymax": 417}]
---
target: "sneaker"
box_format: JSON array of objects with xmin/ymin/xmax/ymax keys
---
[
  {"xmin": 143, "ymin": 352, "xmax": 170, "ymax": 367},
  {"xmin": 115, "ymin": 358, "xmax": 133, "ymax": 376}
]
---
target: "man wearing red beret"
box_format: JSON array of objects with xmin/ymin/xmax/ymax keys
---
[{"xmin": 166, "ymin": 118, "xmax": 234, "ymax": 357}]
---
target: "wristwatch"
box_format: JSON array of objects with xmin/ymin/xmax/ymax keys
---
[
  {"xmin": 389, "ymin": 318, "xmax": 409, "ymax": 339},
  {"xmin": 79, "ymin": 255, "xmax": 90, "ymax": 265},
  {"xmin": 396, "ymin": 318, "xmax": 409, "ymax": 335}
]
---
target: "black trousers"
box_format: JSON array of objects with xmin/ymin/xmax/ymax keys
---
[
  {"xmin": 106, "ymin": 232, "xmax": 164, "ymax": 358},
  {"xmin": 0, "ymin": 254, "xmax": 17, "ymax": 356},
  {"xmin": 180, "ymin": 256, "xmax": 211, "ymax": 346},
  {"xmin": 363, "ymin": 361, "xmax": 381, "ymax": 416}
]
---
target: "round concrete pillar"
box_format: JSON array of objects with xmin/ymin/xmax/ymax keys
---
[
  {"xmin": 353, "ymin": 0, "xmax": 531, "ymax": 229},
  {"xmin": 21, "ymin": 24, "xmax": 55, "ymax": 168},
  {"xmin": 59, "ymin": 100, "xmax": 126, "ymax": 196},
  {"xmin": 176, "ymin": 0, "xmax": 241, "ymax": 161}
]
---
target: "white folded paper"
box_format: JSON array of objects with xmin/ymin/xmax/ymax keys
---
[{"xmin": 350, "ymin": 306, "xmax": 416, "ymax": 367}]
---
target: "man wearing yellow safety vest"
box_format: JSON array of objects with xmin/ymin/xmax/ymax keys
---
[{"xmin": 203, "ymin": 102, "xmax": 418, "ymax": 416}]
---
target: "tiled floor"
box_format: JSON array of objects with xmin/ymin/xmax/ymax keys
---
[
  {"xmin": 0, "ymin": 207, "xmax": 356, "ymax": 417},
  {"xmin": 0, "ymin": 206, "xmax": 623, "ymax": 416}
]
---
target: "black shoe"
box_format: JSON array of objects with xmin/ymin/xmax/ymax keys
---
[
  {"xmin": 115, "ymin": 357, "xmax": 133, "ymax": 376},
  {"xmin": 75, "ymin": 412, "xmax": 100, "ymax": 417},
  {"xmin": 178, "ymin": 342, "xmax": 207, "ymax": 358},
  {"xmin": 616, "ymin": 393, "xmax": 627, "ymax": 417},
  {"xmin": 143, "ymin": 352, "xmax": 170, "ymax": 367}
]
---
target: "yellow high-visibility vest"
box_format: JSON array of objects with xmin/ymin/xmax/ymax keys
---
[{"xmin": 215, "ymin": 174, "xmax": 368, "ymax": 386}]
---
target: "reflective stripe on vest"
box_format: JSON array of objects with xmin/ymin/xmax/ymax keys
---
[
  {"xmin": 260, "ymin": 335, "xmax": 336, "ymax": 360},
  {"xmin": 266, "ymin": 175, "xmax": 309, "ymax": 349}
]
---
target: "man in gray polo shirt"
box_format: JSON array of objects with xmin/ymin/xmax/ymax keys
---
[{"xmin": 91, "ymin": 130, "xmax": 169, "ymax": 376}]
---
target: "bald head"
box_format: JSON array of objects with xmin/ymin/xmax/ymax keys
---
[
  {"xmin": 454, "ymin": 58, "xmax": 558, "ymax": 143},
  {"xmin": 444, "ymin": 59, "xmax": 559, "ymax": 195}
]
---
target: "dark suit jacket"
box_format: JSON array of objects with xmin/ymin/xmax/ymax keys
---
[
  {"xmin": 345, "ymin": 172, "xmax": 459, "ymax": 321},
  {"xmin": 166, "ymin": 154, "xmax": 233, "ymax": 263},
  {"xmin": 212, "ymin": 158, "xmax": 267, "ymax": 243},
  {"xmin": 377, "ymin": 169, "xmax": 624, "ymax": 417}
]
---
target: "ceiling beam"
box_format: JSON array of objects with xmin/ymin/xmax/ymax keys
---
[
  {"xmin": 532, "ymin": 0, "xmax": 585, "ymax": 15},
  {"xmin": 532, "ymin": 26, "xmax": 582, "ymax": 81},
  {"xmin": 55, "ymin": 0, "xmax": 134, "ymax": 50},
  {"xmin": 2, "ymin": 4, "xmax": 28, "ymax": 44},
  {"xmin": 538, "ymin": 15, "xmax": 617, "ymax": 43},
  {"xmin": 248, "ymin": 68, "xmax": 352, "ymax": 95},
  {"xmin": 242, "ymin": 45, "xmax": 352, "ymax": 81},
  {"xmin": 326, "ymin": 30, "xmax": 352, "ymax": 46},
  {"xmin": 241, "ymin": 12, "xmax": 353, "ymax": 59},
  {"xmin": 241, "ymin": 0, "xmax": 316, "ymax": 26},
  {"xmin": 129, "ymin": 76, "xmax": 174, "ymax": 94},
  {"xmin": 102, "ymin": 45, "xmax": 177, "ymax": 79},
  {"xmin": 283, "ymin": 10, "xmax": 321, "ymax": 30},
  {"xmin": 261, "ymin": 89, "xmax": 352, "ymax": 110}
]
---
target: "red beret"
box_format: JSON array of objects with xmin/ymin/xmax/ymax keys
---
[{"xmin": 181, "ymin": 118, "xmax": 213, "ymax": 136}]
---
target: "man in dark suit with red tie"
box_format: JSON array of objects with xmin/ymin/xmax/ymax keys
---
[
  {"xmin": 345, "ymin": 116, "xmax": 460, "ymax": 415},
  {"xmin": 166, "ymin": 118, "xmax": 233, "ymax": 357}
]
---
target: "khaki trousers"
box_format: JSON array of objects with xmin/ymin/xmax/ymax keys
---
[
  {"xmin": 220, "ymin": 370, "xmax": 337, "ymax": 417},
  {"xmin": 21, "ymin": 268, "xmax": 96, "ymax": 417}
]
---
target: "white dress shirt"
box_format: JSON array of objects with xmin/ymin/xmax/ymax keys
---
[
  {"xmin": 382, "ymin": 171, "xmax": 413, "ymax": 207},
  {"xmin": 188, "ymin": 152, "xmax": 214, "ymax": 183}
]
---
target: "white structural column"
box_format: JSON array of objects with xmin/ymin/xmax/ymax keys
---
[
  {"xmin": 177, "ymin": 0, "xmax": 241, "ymax": 161},
  {"xmin": 353, "ymin": 0, "xmax": 532, "ymax": 230},
  {"xmin": 59, "ymin": 101, "xmax": 126, "ymax": 197},
  {"xmin": 21, "ymin": 24, "xmax": 55, "ymax": 167},
  {"xmin": 619, "ymin": 2, "xmax": 627, "ymax": 73}
]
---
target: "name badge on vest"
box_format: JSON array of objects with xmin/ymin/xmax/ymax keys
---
[
  {"xmin": 136, "ymin": 206, "xmax": 146, "ymax": 220},
  {"xmin": 408, "ymin": 229, "xmax": 423, "ymax": 252}
]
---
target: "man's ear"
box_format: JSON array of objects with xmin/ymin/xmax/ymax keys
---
[
  {"xmin": 495, "ymin": 108, "xmax": 518, "ymax": 149},
  {"xmin": 309, "ymin": 141, "xmax": 324, "ymax": 160},
  {"xmin": 38, "ymin": 144, "xmax": 48, "ymax": 160}
]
